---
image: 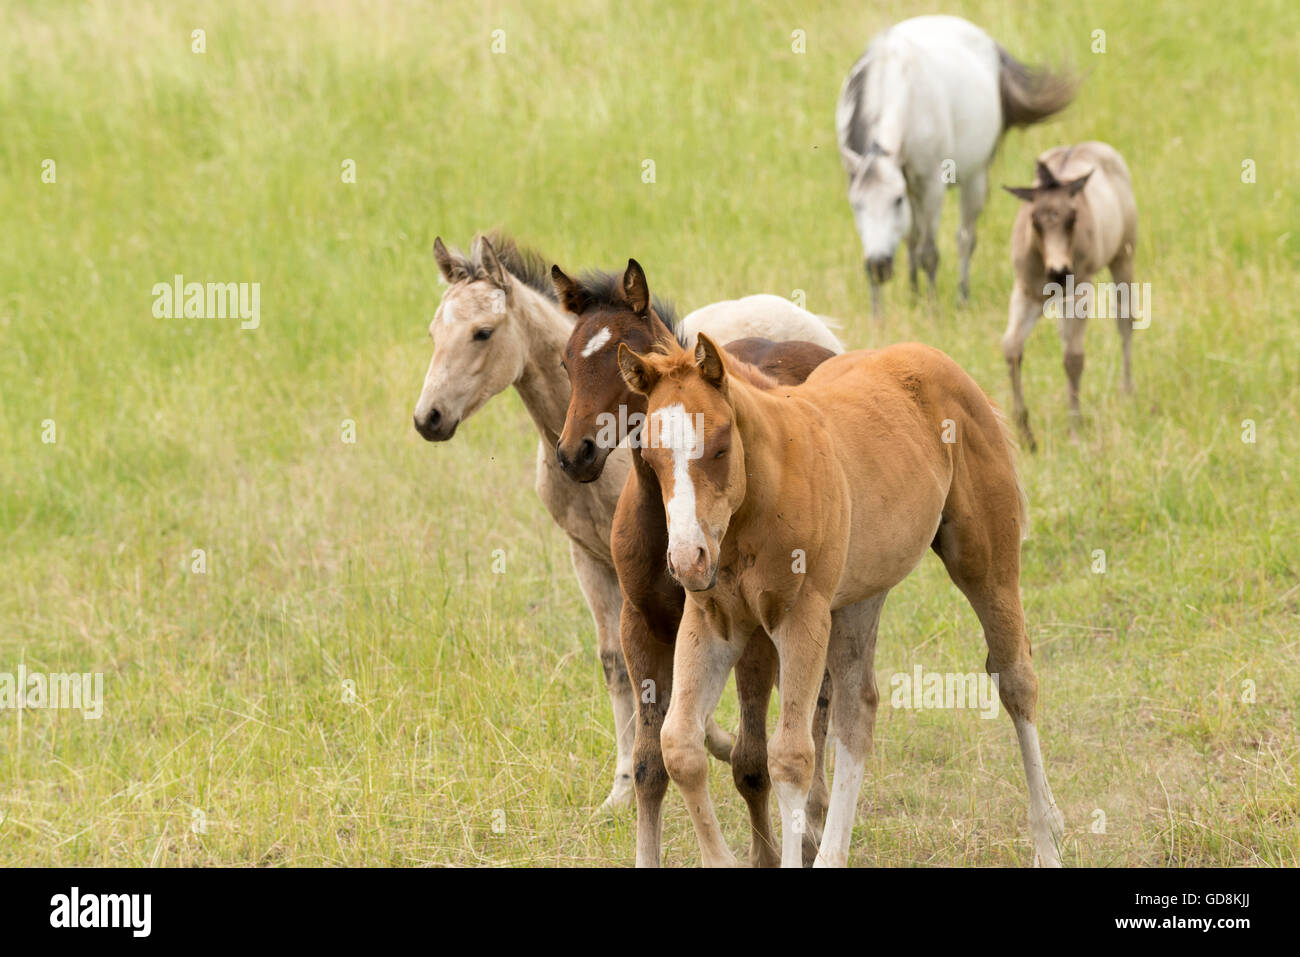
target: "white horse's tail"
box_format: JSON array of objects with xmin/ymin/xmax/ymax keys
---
[
  {"xmin": 996, "ymin": 45, "xmax": 1077, "ymax": 130},
  {"xmin": 678, "ymin": 294, "xmax": 846, "ymax": 354}
]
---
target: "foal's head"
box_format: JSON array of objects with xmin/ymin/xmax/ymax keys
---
[
  {"xmin": 1004, "ymin": 161, "xmax": 1094, "ymax": 286},
  {"xmin": 847, "ymin": 145, "xmax": 912, "ymax": 284},
  {"xmin": 553, "ymin": 259, "xmax": 676, "ymax": 482},
  {"xmin": 617, "ymin": 334, "xmax": 746, "ymax": 592},
  {"xmin": 413, "ymin": 234, "xmax": 546, "ymax": 441}
]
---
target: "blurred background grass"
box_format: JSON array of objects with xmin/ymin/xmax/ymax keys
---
[{"xmin": 0, "ymin": 0, "xmax": 1296, "ymax": 865}]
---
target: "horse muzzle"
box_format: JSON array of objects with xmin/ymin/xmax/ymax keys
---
[
  {"xmin": 413, "ymin": 408, "xmax": 458, "ymax": 442},
  {"xmin": 865, "ymin": 255, "xmax": 894, "ymax": 284},
  {"xmin": 666, "ymin": 543, "xmax": 718, "ymax": 593},
  {"xmin": 556, "ymin": 436, "xmax": 606, "ymax": 483}
]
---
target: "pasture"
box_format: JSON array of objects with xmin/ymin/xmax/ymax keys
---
[{"xmin": 1, "ymin": 0, "xmax": 1297, "ymax": 866}]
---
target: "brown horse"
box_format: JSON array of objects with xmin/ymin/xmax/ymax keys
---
[
  {"xmin": 617, "ymin": 332, "xmax": 1064, "ymax": 867},
  {"xmin": 552, "ymin": 260, "xmax": 839, "ymax": 866}
]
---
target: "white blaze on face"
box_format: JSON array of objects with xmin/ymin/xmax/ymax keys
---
[
  {"xmin": 440, "ymin": 298, "xmax": 457, "ymax": 325},
  {"xmin": 581, "ymin": 326, "xmax": 611, "ymax": 357},
  {"xmin": 652, "ymin": 403, "xmax": 708, "ymax": 568}
]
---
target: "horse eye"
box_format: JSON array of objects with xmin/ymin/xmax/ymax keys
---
[
  {"xmin": 894, "ymin": 195, "xmax": 904, "ymax": 207},
  {"xmin": 473, "ymin": 327, "xmax": 493, "ymax": 342},
  {"xmin": 713, "ymin": 447, "xmax": 728, "ymax": 459}
]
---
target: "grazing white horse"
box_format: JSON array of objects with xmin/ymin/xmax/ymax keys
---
[{"xmin": 836, "ymin": 15, "xmax": 1076, "ymax": 315}]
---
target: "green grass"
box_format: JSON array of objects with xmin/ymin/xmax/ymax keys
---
[{"xmin": 1, "ymin": 0, "xmax": 1296, "ymax": 866}]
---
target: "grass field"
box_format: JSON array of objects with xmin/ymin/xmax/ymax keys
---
[{"xmin": 2, "ymin": 0, "xmax": 1297, "ymax": 866}]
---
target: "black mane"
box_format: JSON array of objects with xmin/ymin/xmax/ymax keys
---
[{"xmin": 570, "ymin": 268, "xmax": 681, "ymax": 341}]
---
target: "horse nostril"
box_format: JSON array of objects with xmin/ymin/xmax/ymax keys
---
[
  {"xmin": 578, "ymin": 438, "xmax": 596, "ymax": 465},
  {"xmin": 427, "ymin": 408, "xmax": 442, "ymax": 429},
  {"xmin": 695, "ymin": 547, "xmax": 706, "ymax": 569}
]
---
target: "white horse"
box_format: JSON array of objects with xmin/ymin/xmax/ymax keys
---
[
  {"xmin": 678, "ymin": 294, "xmax": 844, "ymax": 353},
  {"xmin": 836, "ymin": 15, "xmax": 1076, "ymax": 315}
]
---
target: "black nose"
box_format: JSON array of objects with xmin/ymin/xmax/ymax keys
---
[
  {"xmin": 557, "ymin": 437, "xmax": 597, "ymax": 474},
  {"xmin": 1046, "ymin": 268, "xmax": 1070, "ymax": 286},
  {"xmin": 866, "ymin": 256, "xmax": 894, "ymax": 283},
  {"xmin": 414, "ymin": 408, "xmax": 444, "ymax": 441}
]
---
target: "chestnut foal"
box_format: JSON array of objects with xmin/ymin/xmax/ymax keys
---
[
  {"xmin": 552, "ymin": 260, "xmax": 839, "ymax": 867},
  {"xmin": 618, "ymin": 333, "xmax": 1065, "ymax": 867}
]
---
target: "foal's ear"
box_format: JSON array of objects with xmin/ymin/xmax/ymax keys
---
[
  {"xmin": 1002, "ymin": 185, "xmax": 1037, "ymax": 203},
  {"xmin": 1065, "ymin": 169, "xmax": 1094, "ymax": 196},
  {"xmin": 695, "ymin": 333, "xmax": 727, "ymax": 390},
  {"xmin": 1034, "ymin": 160, "xmax": 1060, "ymax": 189},
  {"xmin": 551, "ymin": 265, "xmax": 590, "ymax": 315},
  {"xmin": 622, "ymin": 259, "xmax": 651, "ymax": 316},
  {"xmin": 434, "ymin": 237, "xmax": 470, "ymax": 283},
  {"xmin": 476, "ymin": 235, "xmax": 510, "ymax": 291},
  {"xmin": 617, "ymin": 344, "xmax": 659, "ymax": 395}
]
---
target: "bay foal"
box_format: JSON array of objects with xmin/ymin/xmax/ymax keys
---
[
  {"xmin": 618, "ymin": 333, "xmax": 1065, "ymax": 867},
  {"xmin": 553, "ymin": 261, "xmax": 840, "ymax": 866}
]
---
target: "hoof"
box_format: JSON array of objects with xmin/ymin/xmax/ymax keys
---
[{"xmin": 597, "ymin": 779, "xmax": 634, "ymax": 814}]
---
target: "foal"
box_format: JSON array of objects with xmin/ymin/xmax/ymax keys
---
[
  {"xmin": 553, "ymin": 260, "xmax": 840, "ymax": 866},
  {"xmin": 1001, "ymin": 141, "xmax": 1139, "ymax": 450},
  {"xmin": 413, "ymin": 233, "xmax": 636, "ymax": 809},
  {"xmin": 618, "ymin": 333, "xmax": 1065, "ymax": 867}
]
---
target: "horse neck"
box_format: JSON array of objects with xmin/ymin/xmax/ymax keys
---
[
  {"xmin": 509, "ymin": 282, "xmax": 574, "ymax": 447},
  {"xmin": 867, "ymin": 53, "xmax": 910, "ymax": 156},
  {"xmin": 728, "ymin": 379, "xmax": 791, "ymax": 521}
]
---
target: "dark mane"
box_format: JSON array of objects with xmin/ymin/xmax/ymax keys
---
[
  {"xmin": 571, "ymin": 269, "xmax": 681, "ymax": 341},
  {"xmin": 470, "ymin": 230, "xmax": 557, "ymax": 302}
]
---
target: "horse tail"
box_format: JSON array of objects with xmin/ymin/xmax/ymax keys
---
[{"xmin": 996, "ymin": 45, "xmax": 1077, "ymax": 130}]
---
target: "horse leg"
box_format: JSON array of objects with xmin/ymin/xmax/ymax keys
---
[
  {"xmin": 956, "ymin": 169, "xmax": 988, "ymax": 304},
  {"xmin": 731, "ymin": 631, "xmax": 780, "ymax": 867},
  {"xmin": 768, "ymin": 596, "xmax": 834, "ymax": 868},
  {"xmin": 906, "ymin": 225, "xmax": 921, "ymax": 295},
  {"xmin": 568, "ymin": 543, "xmax": 635, "ymax": 811},
  {"xmin": 914, "ymin": 178, "xmax": 944, "ymax": 310},
  {"xmin": 803, "ymin": 669, "xmax": 832, "ymax": 866},
  {"xmin": 620, "ymin": 601, "xmax": 676, "ymax": 867},
  {"xmin": 660, "ymin": 602, "xmax": 746, "ymax": 867},
  {"xmin": 1058, "ymin": 279, "xmax": 1090, "ymax": 441},
  {"xmin": 933, "ymin": 469, "xmax": 1064, "ymax": 867},
  {"xmin": 1110, "ymin": 257, "xmax": 1136, "ymax": 395},
  {"xmin": 814, "ymin": 595, "xmax": 886, "ymax": 867},
  {"xmin": 1002, "ymin": 283, "xmax": 1044, "ymax": 452}
]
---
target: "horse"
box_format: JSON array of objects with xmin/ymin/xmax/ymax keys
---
[
  {"xmin": 413, "ymin": 233, "xmax": 637, "ymax": 810},
  {"xmin": 836, "ymin": 14, "xmax": 1076, "ymax": 315},
  {"xmin": 677, "ymin": 294, "xmax": 843, "ymax": 353},
  {"xmin": 553, "ymin": 259, "xmax": 843, "ymax": 866},
  {"xmin": 1001, "ymin": 142, "xmax": 1139, "ymax": 450},
  {"xmin": 616, "ymin": 332, "xmax": 1065, "ymax": 867},
  {"xmin": 412, "ymin": 233, "xmax": 845, "ymax": 814}
]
